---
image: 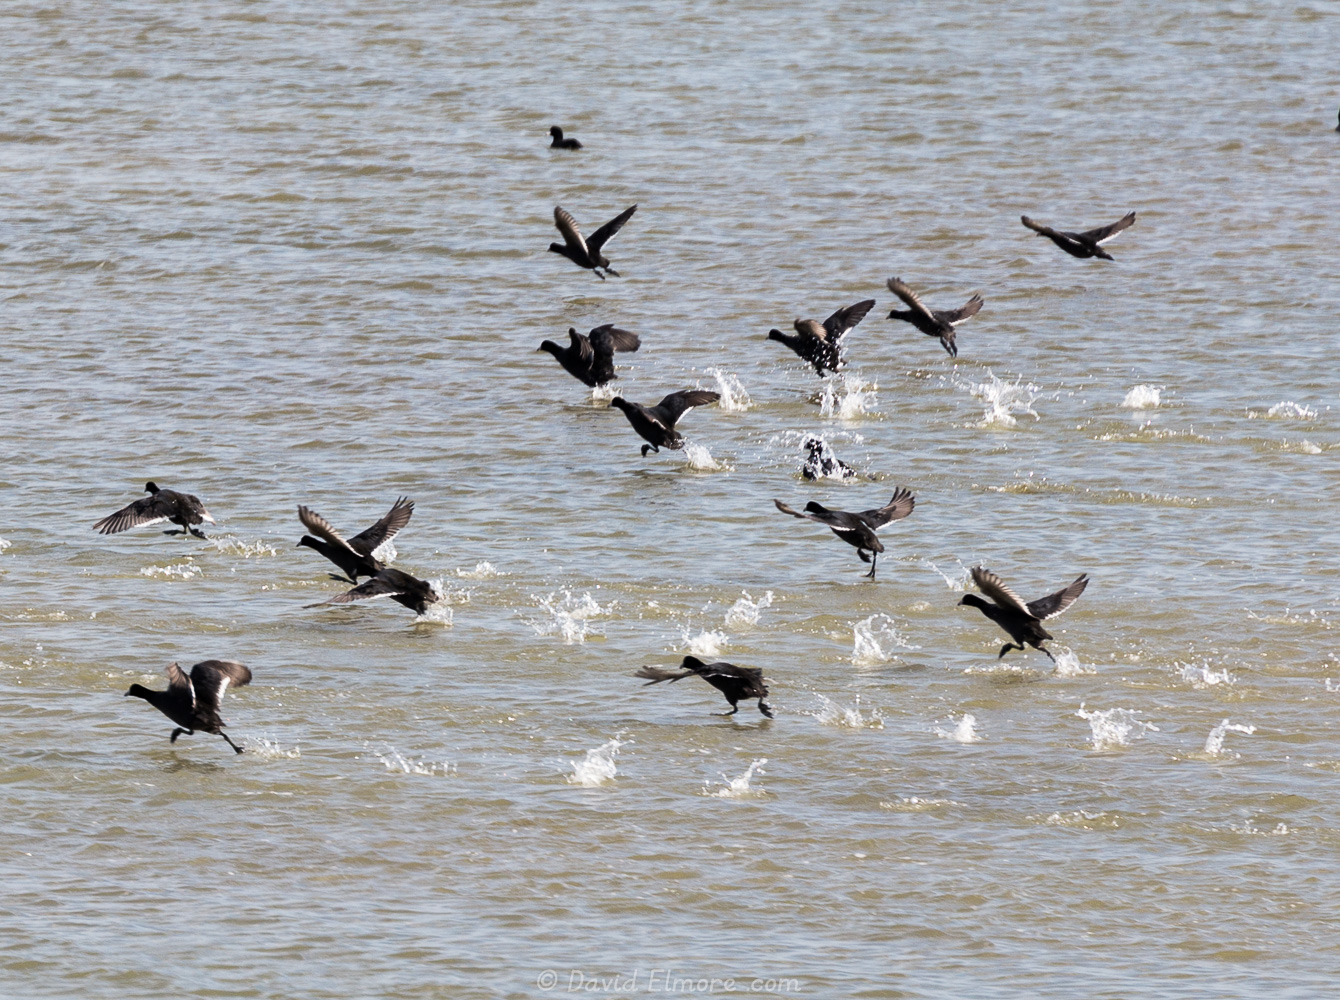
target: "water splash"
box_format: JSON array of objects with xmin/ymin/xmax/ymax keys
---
[
  {"xmin": 0, "ymin": 537, "xmax": 11, "ymax": 553},
  {"xmin": 679, "ymin": 626, "xmax": 729, "ymax": 658},
  {"xmin": 723, "ymin": 590, "xmax": 773, "ymax": 629},
  {"xmin": 205, "ymin": 536, "xmax": 278, "ymax": 558},
  {"xmin": 1176, "ymin": 660, "xmax": 1234, "ymax": 688},
  {"xmin": 525, "ymin": 590, "xmax": 609, "ymax": 643},
  {"xmin": 1120, "ymin": 384, "xmax": 1162, "ymax": 409},
  {"xmin": 703, "ymin": 367, "xmax": 752, "ymax": 412},
  {"xmin": 370, "ymin": 538, "xmax": 397, "ymax": 564},
  {"xmin": 934, "ymin": 713, "xmax": 981, "ymax": 742},
  {"xmin": 682, "ymin": 442, "xmax": 730, "ymax": 471},
  {"xmin": 819, "ymin": 373, "xmax": 879, "ymax": 420},
  {"xmin": 457, "ymin": 561, "xmax": 501, "ymax": 579},
  {"xmin": 242, "ymin": 737, "xmax": 301, "ymax": 759},
  {"xmin": 1204, "ymin": 719, "xmax": 1256, "ymax": 756},
  {"xmin": 704, "ymin": 758, "xmax": 767, "ymax": 798},
  {"xmin": 962, "ymin": 371, "xmax": 1041, "ymax": 427},
  {"xmin": 369, "ymin": 744, "xmax": 455, "ymax": 776},
  {"xmin": 1075, "ymin": 704, "xmax": 1159, "ymax": 750},
  {"xmin": 590, "ymin": 382, "xmax": 619, "ymax": 403},
  {"xmin": 920, "ymin": 558, "xmax": 971, "ymax": 591},
  {"xmin": 800, "ymin": 435, "xmax": 857, "ymax": 481},
  {"xmin": 808, "ymin": 693, "xmax": 883, "ymax": 729},
  {"xmin": 880, "ymin": 796, "xmax": 960, "ymax": 812},
  {"xmin": 139, "ymin": 560, "xmax": 202, "ymax": 580},
  {"xmin": 568, "ymin": 736, "xmax": 625, "ymax": 787},
  {"xmin": 1255, "ymin": 401, "xmax": 1318, "ymax": 420},
  {"xmin": 1052, "ymin": 648, "xmax": 1095, "ymax": 677},
  {"xmin": 851, "ymin": 614, "xmax": 917, "ymax": 666}
]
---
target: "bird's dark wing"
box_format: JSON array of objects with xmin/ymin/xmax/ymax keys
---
[
  {"xmin": 822, "ymin": 299, "xmax": 876, "ymax": 341},
  {"xmin": 859, "ymin": 487, "xmax": 915, "ymax": 528},
  {"xmin": 655, "ymin": 389, "xmax": 720, "ymax": 423},
  {"xmin": 773, "ymin": 499, "xmax": 833, "ymax": 526},
  {"xmin": 165, "ymin": 661, "xmax": 195, "ymax": 708},
  {"xmin": 298, "ymin": 505, "xmax": 358, "ymax": 553},
  {"xmin": 885, "ymin": 278, "xmax": 938, "ymax": 323},
  {"xmin": 93, "ymin": 495, "xmax": 171, "ymax": 534},
  {"xmin": 589, "ymin": 325, "xmax": 640, "ymax": 354},
  {"xmin": 1020, "ymin": 215, "xmax": 1063, "ymax": 239},
  {"xmin": 553, "ymin": 206, "xmax": 589, "ymax": 257},
  {"xmin": 586, "ymin": 204, "xmax": 637, "ymax": 254},
  {"xmin": 791, "ymin": 318, "xmax": 829, "ymax": 343},
  {"xmin": 1026, "ymin": 575, "xmax": 1090, "ymax": 621},
  {"xmin": 635, "ymin": 665, "xmax": 693, "ymax": 685},
  {"xmin": 315, "ymin": 574, "xmax": 407, "ymax": 606},
  {"xmin": 190, "ymin": 660, "xmax": 252, "ymax": 713},
  {"xmin": 970, "ymin": 567, "xmax": 1034, "ymax": 618},
  {"xmin": 347, "ymin": 496, "xmax": 414, "ymax": 556},
  {"xmin": 711, "ymin": 664, "xmax": 767, "ymax": 699},
  {"xmin": 939, "ymin": 294, "xmax": 983, "ymax": 326},
  {"xmin": 1081, "ymin": 212, "xmax": 1136, "ymax": 245}
]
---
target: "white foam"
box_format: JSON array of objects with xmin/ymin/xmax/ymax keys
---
[
  {"xmin": 456, "ymin": 561, "xmax": 502, "ymax": 579},
  {"xmin": 704, "ymin": 758, "xmax": 767, "ymax": 798},
  {"xmin": 1177, "ymin": 660, "xmax": 1234, "ymax": 688},
  {"xmin": 1204, "ymin": 719, "xmax": 1256, "ymax": 756},
  {"xmin": 139, "ymin": 560, "xmax": 202, "ymax": 580},
  {"xmin": 808, "ymin": 693, "xmax": 883, "ymax": 729},
  {"xmin": 526, "ymin": 590, "xmax": 609, "ymax": 644},
  {"xmin": 1229, "ymin": 821, "xmax": 1289, "ymax": 837},
  {"xmin": 205, "ymin": 536, "xmax": 279, "ymax": 558},
  {"xmin": 879, "ymin": 796, "xmax": 960, "ymax": 812},
  {"xmin": 1052, "ymin": 648, "xmax": 1095, "ymax": 677},
  {"xmin": 962, "ymin": 371, "xmax": 1041, "ymax": 427},
  {"xmin": 723, "ymin": 590, "xmax": 773, "ymax": 629},
  {"xmin": 0, "ymin": 537, "xmax": 11, "ymax": 553},
  {"xmin": 680, "ymin": 627, "xmax": 729, "ymax": 657},
  {"xmin": 682, "ymin": 442, "xmax": 731, "ymax": 471},
  {"xmin": 1120, "ymin": 384, "xmax": 1162, "ymax": 409},
  {"xmin": 370, "ymin": 744, "xmax": 454, "ymax": 776},
  {"xmin": 934, "ymin": 713, "xmax": 982, "ymax": 742},
  {"xmin": 1075, "ymin": 704, "xmax": 1159, "ymax": 750},
  {"xmin": 851, "ymin": 613, "xmax": 917, "ymax": 666},
  {"xmin": 242, "ymin": 737, "xmax": 301, "ymax": 759},
  {"xmin": 819, "ymin": 373, "xmax": 879, "ymax": 420},
  {"xmin": 703, "ymin": 367, "xmax": 752, "ymax": 412},
  {"xmin": 1265, "ymin": 401, "xmax": 1317, "ymax": 420},
  {"xmin": 568, "ymin": 736, "xmax": 624, "ymax": 787}
]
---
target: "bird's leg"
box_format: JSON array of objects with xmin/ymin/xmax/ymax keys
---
[
  {"xmin": 593, "ymin": 268, "xmax": 607, "ymax": 281},
  {"xmin": 715, "ymin": 706, "xmax": 740, "ymax": 716},
  {"xmin": 604, "ymin": 266, "xmax": 620, "ymax": 278},
  {"xmin": 169, "ymin": 727, "xmax": 189, "ymax": 743},
  {"xmin": 758, "ymin": 701, "xmax": 775, "ymax": 719},
  {"xmin": 865, "ymin": 551, "xmax": 878, "ymax": 579},
  {"xmin": 997, "ymin": 643, "xmax": 1021, "ymax": 659},
  {"xmin": 220, "ymin": 732, "xmax": 245, "ymax": 754},
  {"xmin": 1037, "ymin": 644, "xmax": 1057, "ymax": 664},
  {"xmin": 190, "ymin": 526, "xmax": 207, "ymax": 539}
]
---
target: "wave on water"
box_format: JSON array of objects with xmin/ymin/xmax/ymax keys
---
[
  {"xmin": 1248, "ymin": 401, "xmax": 1319, "ymax": 420},
  {"xmin": 1273, "ymin": 438, "xmax": 1324, "ymax": 454},
  {"xmin": 703, "ymin": 758, "xmax": 767, "ymax": 798},
  {"xmin": 880, "ymin": 796, "xmax": 959, "ymax": 812},
  {"xmin": 1075, "ymin": 703, "xmax": 1159, "ymax": 750},
  {"xmin": 525, "ymin": 590, "xmax": 609, "ymax": 643},
  {"xmin": 1121, "ymin": 384, "xmax": 1162, "ymax": 409},
  {"xmin": 681, "ymin": 442, "xmax": 732, "ymax": 471},
  {"xmin": 852, "ymin": 613, "xmax": 917, "ymax": 666},
  {"xmin": 933, "ymin": 713, "xmax": 981, "ymax": 742},
  {"xmin": 960, "ymin": 371, "xmax": 1041, "ymax": 427},
  {"xmin": 807, "ymin": 693, "xmax": 883, "ymax": 729},
  {"xmin": 1034, "ymin": 809, "xmax": 1121, "ymax": 830},
  {"xmin": 242, "ymin": 736, "xmax": 301, "ymax": 759},
  {"xmin": 139, "ymin": 560, "xmax": 202, "ymax": 580},
  {"xmin": 819, "ymin": 373, "xmax": 879, "ymax": 420},
  {"xmin": 1052, "ymin": 648, "xmax": 1094, "ymax": 677},
  {"xmin": 723, "ymin": 590, "xmax": 773, "ymax": 629},
  {"xmin": 204, "ymin": 536, "xmax": 279, "ymax": 558},
  {"xmin": 568, "ymin": 736, "xmax": 625, "ymax": 787},
  {"xmin": 457, "ymin": 561, "xmax": 502, "ymax": 579},
  {"xmin": 1204, "ymin": 719, "xmax": 1256, "ymax": 756},
  {"xmin": 703, "ymin": 367, "xmax": 752, "ymax": 412},
  {"xmin": 369, "ymin": 743, "xmax": 455, "ymax": 776}
]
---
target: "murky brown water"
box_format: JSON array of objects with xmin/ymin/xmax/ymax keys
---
[{"xmin": 3, "ymin": 2, "xmax": 1339, "ymax": 997}]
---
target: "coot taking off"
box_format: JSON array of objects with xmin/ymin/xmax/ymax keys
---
[
  {"xmin": 885, "ymin": 278, "xmax": 983, "ymax": 359},
  {"xmin": 297, "ymin": 496, "xmax": 414, "ymax": 583},
  {"xmin": 93, "ymin": 482, "xmax": 215, "ymax": 538},
  {"xmin": 124, "ymin": 659, "xmax": 252, "ymax": 754},
  {"xmin": 307, "ymin": 567, "xmax": 442, "ymax": 616},
  {"xmin": 610, "ymin": 389, "xmax": 720, "ymax": 456},
  {"xmin": 1020, "ymin": 212, "xmax": 1136, "ymax": 260},
  {"xmin": 635, "ymin": 656, "xmax": 774, "ymax": 718},
  {"xmin": 766, "ymin": 299, "xmax": 876, "ymax": 375},
  {"xmin": 774, "ymin": 488, "xmax": 915, "ymax": 579},
  {"xmin": 549, "ymin": 125, "xmax": 582, "ymax": 149},
  {"xmin": 801, "ymin": 436, "xmax": 856, "ymax": 481},
  {"xmin": 549, "ymin": 204, "xmax": 637, "ymax": 279},
  {"xmin": 538, "ymin": 325, "xmax": 642, "ymax": 387},
  {"xmin": 958, "ymin": 566, "xmax": 1089, "ymax": 662}
]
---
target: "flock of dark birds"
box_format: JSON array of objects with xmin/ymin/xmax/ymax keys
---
[{"xmin": 101, "ymin": 122, "xmax": 1144, "ymax": 751}]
